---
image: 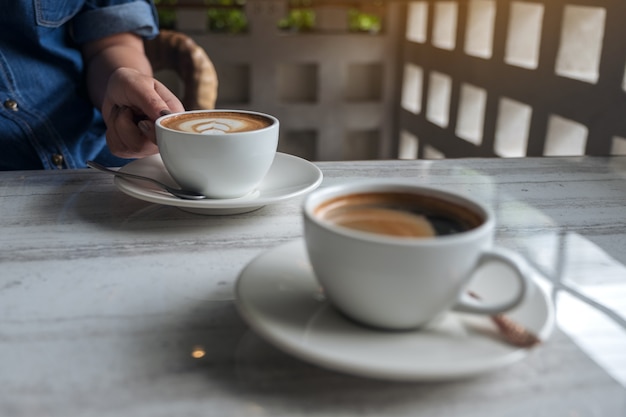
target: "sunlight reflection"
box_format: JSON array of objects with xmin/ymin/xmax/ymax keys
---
[
  {"xmin": 494, "ymin": 194, "xmax": 626, "ymax": 387},
  {"xmin": 557, "ymin": 292, "xmax": 626, "ymax": 387},
  {"xmin": 554, "ymin": 233, "xmax": 626, "ymax": 334},
  {"xmin": 557, "ymin": 232, "xmax": 626, "ymax": 387}
]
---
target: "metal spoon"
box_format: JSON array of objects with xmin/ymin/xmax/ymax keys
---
[{"xmin": 86, "ymin": 160, "xmax": 206, "ymax": 200}]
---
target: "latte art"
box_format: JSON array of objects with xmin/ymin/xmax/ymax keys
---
[
  {"xmin": 161, "ymin": 111, "xmax": 273, "ymax": 134},
  {"xmin": 179, "ymin": 118, "xmax": 253, "ymax": 134}
]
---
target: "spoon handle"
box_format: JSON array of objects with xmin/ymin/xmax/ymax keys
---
[
  {"xmin": 86, "ymin": 160, "xmax": 206, "ymax": 200},
  {"xmin": 468, "ymin": 291, "xmax": 541, "ymax": 348},
  {"xmin": 86, "ymin": 160, "xmax": 163, "ymax": 187}
]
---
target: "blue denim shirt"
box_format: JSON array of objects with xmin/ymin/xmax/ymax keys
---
[{"xmin": 0, "ymin": 0, "xmax": 158, "ymax": 170}]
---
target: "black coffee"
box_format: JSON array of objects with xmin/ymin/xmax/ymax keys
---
[{"xmin": 315, "ymin": 192, "xmax": 484, "ymax": 238}]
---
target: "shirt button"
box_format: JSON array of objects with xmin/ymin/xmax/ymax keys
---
[
  {"xmin": 4, "ymin": 99, "xmax": 18, "ymax": 111},
  {"xmin": 52, "ymin": 154, "xmax": 64, "ymax": 168}
]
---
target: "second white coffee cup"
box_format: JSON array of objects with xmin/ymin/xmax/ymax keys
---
[
  {"xmin": 303, "ymin": 181, "xmax": 533, "ymax": 330},
  {"xmin": 156, "ymin": 109, "xmax": 279, "ymax": 199}
]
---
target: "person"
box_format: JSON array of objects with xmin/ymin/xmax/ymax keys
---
[{"xmin": 0, "ymin": 0, "xmax": 184, "ymax": 170}]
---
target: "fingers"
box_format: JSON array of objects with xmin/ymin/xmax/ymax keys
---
[
  {"xmin": 101, "ymin": 68, "xmax": 184, "ymax": 159},
  {"xmin": 153, "ymin": 79, "xmax": 185, "ymax": 115},
  {"xmin": 104, "ymin": 104, "xmax": 159, "ymax": 158},
  {"xmin": 108, "ymin": 68, "xmax": 184, "ymax": 121}
]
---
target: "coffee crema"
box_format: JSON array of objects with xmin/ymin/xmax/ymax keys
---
[
  {"xmin": 161, "ymin": 111, "xmax": 272, "ymax": 134},
  {"xmin": 314, "ymin": 192, "xmax": 484, "ymax": 238}
]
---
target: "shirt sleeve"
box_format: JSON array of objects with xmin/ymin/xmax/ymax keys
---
[{"xmin": 71, "ymin": 1, "xmax": 159, "ymax": 44}]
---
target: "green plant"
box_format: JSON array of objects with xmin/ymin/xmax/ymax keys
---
[
  {"xmin": 348, "ymin": 10, "xmax": 382, "ymax": 34},
  {"xmin": 206, "ymin": 0, "xmax": 248, "ymax": 33},
  {"xmin": 207, "ymin": 8, "xmax": 248, "ymax": 33},
  {"xmin": 278, "ymin": 8, "xmax": 316, "ymax": 32},
  {"xmin": 154, "ymin": 0, "xmax": 178, "ymax": 29}
]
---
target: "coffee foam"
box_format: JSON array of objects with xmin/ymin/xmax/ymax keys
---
[
  {"xmin": 162, "ymin": 112, "xmax": 272, "ymax": 134},
  {"xmin": 324, "ymin": 206, "xmax": 436, "ymax": 238},
  {"xmin": 315, "ymin": 192, "xmax": 484, "ymax": 238}
]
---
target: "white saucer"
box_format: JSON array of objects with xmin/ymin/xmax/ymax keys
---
[
  {"xmin": 114, "ymin": 153, "xmax": 323, "ymax": 215},
  {"xmin": 235, "ymin": 240, "xmax": 555, "ymax": 381}
]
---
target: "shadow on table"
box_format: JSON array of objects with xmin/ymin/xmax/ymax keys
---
[
  {"xmin": 48, "ymin": 178, "xmax": 282, "ymax": 242},
  {"xmin": 127, "ymin": 294, "xmax": 626, "ymax": 416}
]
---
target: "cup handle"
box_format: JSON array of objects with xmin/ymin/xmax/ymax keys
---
[{"xmin": 453, "ymin": 247, "xmax": 532, "ymax": 315}]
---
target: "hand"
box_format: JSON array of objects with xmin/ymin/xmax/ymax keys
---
[{"xmin": 101, "ymin": 67, "xmax": 184, "ymax": 158}]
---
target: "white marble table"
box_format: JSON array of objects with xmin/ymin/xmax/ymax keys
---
[{"xmin": 1, "ymin": 156, "xmax": 625, "ymax": 416}]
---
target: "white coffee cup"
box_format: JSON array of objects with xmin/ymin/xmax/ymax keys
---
[
  {"xmin": 156, "ymin": 109, "xmax": 279, "ymax": 199},
  {"xmin": 302, "ymin": 181, "xmax": 533, "ymax": 330}
]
